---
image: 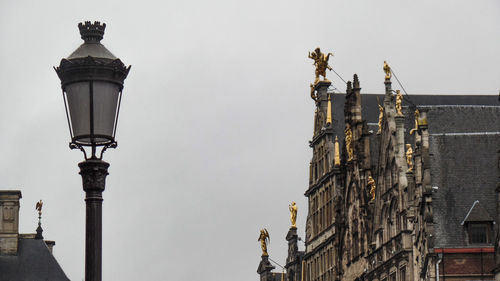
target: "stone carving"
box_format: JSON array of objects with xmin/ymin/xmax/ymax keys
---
[{"xmin": 409, "ymin": 109, "xmax": 420, "ymax": 135}]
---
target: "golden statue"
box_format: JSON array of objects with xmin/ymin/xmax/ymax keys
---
[
  {"xmin": 308, "ymin": 47, "xmax": 333, "ymax": 84},
  {"xmin": 406, "ymin": 144, "xmax": 414, "ymax": 171},
  {"xmin": 35, "ymin": 200, "xmax": 43, "ymax": 216},
  {"xmin": 409, "ymin": 109, "xmax": 420, "ymax": 135},
  {"xmin": 383, "ymin": 61, "xmax": 391, "ymax": 80},
  {"xmin": 377, "ymin": 102, "xmax": 384, "ymax": 134},
  {"xmin": 395, "ymin": 90, "xmax": 403, "ymax": 116},
  {"xmin": 345, "ymin": 124, "xmax": 353, "ymax": 161},
  {"xmin": 289, "ymin": 202, "xmax": 298, "ymax": 228},
  {"xmin": 368, "ymin": 176, "xmax": 376, "ymax": 201},
  {"xmin": 258, "ymin": 229, "xmax": 270, "ymax": 256}
]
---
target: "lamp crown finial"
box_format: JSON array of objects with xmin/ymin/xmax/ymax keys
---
[{"xmin": 78, "ymin": 21, "xmax": 106, "ymax": 43}]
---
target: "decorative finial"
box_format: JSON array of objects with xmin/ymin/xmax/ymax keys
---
[
  {"xmin": 383, "ymin": 61, "xmax": 391, "ymax": 80},
  {"xmin": 289, "ymin": 202, "xmax": 297, "ymax": 228},
  {"xmin": 78, "ymin": 21, "xmax": 106, "ymax": 43},
  {"xmin": 406, "ymin": 144, "xmax": 414, "ymax": 171},
  {"xmin": 35, "ymin": 200, "xmax": 43, "ymax": 240},
  {"xmin": 334, "ymin": 136, "xmax": 340, "ymax": 166},
  {"xmin": 308, "ymin": 47, "xmax": 333, "ymax": 84},
  {"xmin": 258, "ymin": 229, "xmax": 270, "ymax": 256},
  {"xmin": 326, "ymin": 94, "xmax": 332, "ymax": 125},
  {"xmin": 353, "ymin": 74, "xmax": 360, "ymax": 88},
  {"xmin": 395, "ymin": 90, "xmax": 403, "ymax": 116},
  {"xmin": 368, "ymin": 176, "xmax": 376, "ymax": 201}
]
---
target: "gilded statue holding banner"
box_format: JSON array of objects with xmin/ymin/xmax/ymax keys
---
[
  {"xmin": 258, "ymin": 229, "xmax": 270, "ymax": 256},
  {"xmin": 308, "ymin": 47, "xmax": 333, "ymax": 84},
  {"xmin": 289, "ymin": 201, "xmax": 297, "ymax": 228}
]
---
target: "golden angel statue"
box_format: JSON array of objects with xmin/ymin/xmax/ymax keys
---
[
  {"xmin": 377, "ymin": 102, "xmax": 384, "ymax": 134},
  {"xmin": 258, "ymin": 229, "xmax": 270, "ymax": 256},
  {"xmin": 409, "ymin": 109, "xmax": 420, "ymax": 135},
  {"xmin": 383, "ymin": 61, "xmax": 391, "ymax": 80},
  {"xmin": 308, "ymin": 47, "xmax": 333, "ymax": 84},
  {"xmin": 289, "ymin": 202, "xmax": 298, "ymax": 228},
  {"xmin": 395, "ymin": 90, "xmax": 403, "ymax": 116},
  {"xmin": 406, "ymin": 144, "xmax": 414, "ymax": 171},
  {"xmin": 35, "ymin": 200, "xmax": 43, "ymax": 216},
  {"xmin": 368, "ymin": 176, "xmax": 376, "ymax": 201},
  {"xmin": 345, "ymin": 124, "xmax": 353, "ymax": 161}
]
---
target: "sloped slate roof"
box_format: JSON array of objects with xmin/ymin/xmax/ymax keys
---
[
  {"xmin": 0, "ymin": 238, "xmax": 69, "ymax": 281},
  {"xmin": 463, "ymin": 201, "xmax": 495, "ymax": 223}
]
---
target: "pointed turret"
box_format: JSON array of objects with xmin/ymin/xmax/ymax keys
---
[{"xmin": 326, "ymin": 94, "xmax": 332, "ymax": 125}]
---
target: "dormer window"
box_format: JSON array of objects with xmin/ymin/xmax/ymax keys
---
[{"xmin": 468, "ymin": 222, "xmax": 490, "ymax": 244}]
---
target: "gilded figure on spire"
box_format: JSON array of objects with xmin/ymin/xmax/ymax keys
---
[
  {"xmin": 383, "ymin": 61, "xmax": 391, "ymax": 80},
  {"xmin": 395, "ymin": 90, "xmax": 403, "ymax": 116},
  {"xmin": 258, "ymin": 229, "xmax": 270, "ymax": 256},
  {"xmin": 377, "ymin": 100, "xmax": 384, "ymax": 135},
  {"xmin": 308, "ymin": 47, "xmax": 333, "ymax": 84},
  {"xmin": 289, "ymin": 202, "xmax": 297, "ymax": 228}
]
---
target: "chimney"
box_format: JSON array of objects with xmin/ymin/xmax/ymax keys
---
[{"xmin": 0, "ymin": 190, "xmax": 22, "ymax": 255}]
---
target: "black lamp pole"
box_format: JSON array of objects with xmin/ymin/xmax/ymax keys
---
[{"xmin": 55, "ymin": 21, "xmax": 130, "ymax": 281}]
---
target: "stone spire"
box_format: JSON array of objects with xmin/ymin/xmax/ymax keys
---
[
  {"xmin": 326, "ymin": 94, "xmax": 332, "ymax": 125},
  {"xmin": 334, "ymin": 136, "xmax": 340, "ymax": 166}
]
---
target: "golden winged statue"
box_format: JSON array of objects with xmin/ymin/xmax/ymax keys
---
[
  {"xmin": 35, "ymin": 200, "xmax": 43, "ymax": 216},
  {"xmin": 383, "ymin": 61, "xmax": 391, "ymax": 80},
  {"xmin": 368, "ymin": 176, "xmax": 376, "ymax": 201},
  {"xmin": 395, "ymin": 90, "xmax": 403, "ymax": 116},
  {"xmin": 289, "ymin": 202, "xmax": 298, "ymax": 228},
  {"xmin": 406, "ymin": 144, "xmax": 414, "ymax": 171},
  {"xmin": 308, "ymin": 47, "xmax": 333, "ymax": 84},
  {"xmin": 258, "ymin": 229, "xmax": 270, "ymax": 256}
]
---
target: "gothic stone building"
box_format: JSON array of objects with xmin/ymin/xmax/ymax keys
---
[{"xmin": 258, "ymin": 74, "xmax": 500, "ymax": 281}]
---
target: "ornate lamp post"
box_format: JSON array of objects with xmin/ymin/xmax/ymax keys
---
[{"xmin": 54, "ymin": 21, "xmax": 130, "ymax": 281}]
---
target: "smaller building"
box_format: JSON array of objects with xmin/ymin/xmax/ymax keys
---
[{"xmin": 0, "ymin": 190, "xmax": 69, "ymax": 281}]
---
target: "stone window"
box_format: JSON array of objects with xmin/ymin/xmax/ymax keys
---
[{"xmin": 400, "ymin": 266, "xmax": 406, "ymax": 281}]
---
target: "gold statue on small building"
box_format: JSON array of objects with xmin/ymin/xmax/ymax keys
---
[
  {"xmin": 308, "ymin": 47, "xmax": 333, "ymax": 84},
  {"xmin": 345, "ymin": 124, "xmax": 353, "ymax": 161},
  {"xmin": 377, "ymin": 102, "xmax": 384, "ymax": 134},
  {"xmin": 395, "ymin": 90, "xmax": 403, "ymax": 116},
  {"xmin": 406, "ymin": 144, "xmax": 414, "ymax": 171},
  {"xmin": 409, "ymin": 109, "xmax": 420, "ymax": 135},
  {"xmin": 383, "ymin": 61, "xmax": 391, "ymax": 80},
  {"xmin": 368, "ymin": 176, "xmax": 376, "ymax": 201},
  {"xmin": 258, "ymin": 229, "xmax": 270, "ymax": 256},
  {"xmin": 289, "ymin": 202, "xmax": 298, "ymax": 228}
]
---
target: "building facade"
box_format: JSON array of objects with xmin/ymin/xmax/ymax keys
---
[{"xmin": 258, "ymin": 68, "xmax": 500, "ymax": 281}]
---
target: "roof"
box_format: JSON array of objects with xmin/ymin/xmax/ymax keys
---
[{"xmin": 0, "ymin": 238, "xmax": 69, "ymax": 281}]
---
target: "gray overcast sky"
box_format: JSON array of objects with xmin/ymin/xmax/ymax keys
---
[{"xmin": 0, "ymin": 0, "xmax": 499, "ymax": 280}]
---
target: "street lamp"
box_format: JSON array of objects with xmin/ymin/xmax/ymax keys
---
[{"xmin": 54, "ymin": 21, "xmax": 130, "ymax": 281}]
